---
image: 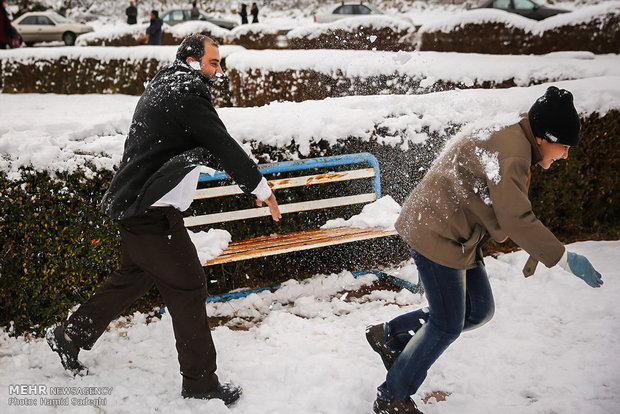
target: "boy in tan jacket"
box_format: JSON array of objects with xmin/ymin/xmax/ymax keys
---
[{"xmin": 366, "ymin": 86, "xmax": 604, "ymax": 414}]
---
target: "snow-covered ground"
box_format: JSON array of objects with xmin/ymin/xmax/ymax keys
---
[{"xmin": 1, "ymin": 240, "xmax": 618, "ymax": 413}]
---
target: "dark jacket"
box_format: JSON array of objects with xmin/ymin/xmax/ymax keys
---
[
  {"xmin": 126, "ymin": 6, "xmax": 137, "ymax": 25},
  {"xmin": 0, "ymin": 6, "xmax": 12, "ymax": 42},
  {"xmin": 395, "ymin": 116, "xmax": 564, "ymax": 269},
  {"xmin": 239, "ymin": 6, "xmax": 248, "ymax": 24},
  {"xmin": 146, "ymin": 17, "xmax": 163, "ymax": 45},
  {"xmin": 101, "ymin": 62, "xmax": 264, "ymax": 220}
]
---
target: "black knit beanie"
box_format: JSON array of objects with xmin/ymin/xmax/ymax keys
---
[{"xmin": 528, "ymin": 86, "xmax": 581, "ymax": 146}]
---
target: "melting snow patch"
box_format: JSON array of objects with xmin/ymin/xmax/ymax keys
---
[
  {"xmin": 187, "ymin": 228, "xmax": 232, "ymax": 264},
  {"xmin": 321, "ymin": 196, "xmax": 401, "ymax": 231}
]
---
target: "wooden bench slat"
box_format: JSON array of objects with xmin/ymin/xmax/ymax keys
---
[
  {"xmin": 203, "ymin": 227, "xmax": 398, "ymax": 266},
  {"xmin": 219, "ymin": 226, "xmax": 368, "ymax": 253},
  {"xmin": 184, "ymin": 193, "xmax": 377, "ymax": 227},
  {"xmin": 194, "ymin": 168, "xmax": 376, "ymax": 200}
]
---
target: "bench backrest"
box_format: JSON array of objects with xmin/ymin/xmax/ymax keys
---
[{"xmin": 184, "ymin": 152, "xmax": 383, "ymax": 229}]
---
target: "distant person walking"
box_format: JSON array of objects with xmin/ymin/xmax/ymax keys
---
[
  {"xmin": 191, "ymin": 1, "xmax": 200, "ymax": 19},
  {"xmin": 146, "ymin": 10, "xmax": 163, "ymax": 45},
  {"xmin": 0, "ymin": 1, "xmax": 10, "ymax": 49},
  {"xmin": 239, "ymin": 3, "xmax": 248, "ymax": 24},
  {"xmin": 0, "ymin": 0, "xmax": 14, "ymax": 49},
  {"xmin": 126, "ymin": 1, "xmax": 138, "ymax": 25},
  {"xmin": 250, "ymin": 2, "xmax": 259, "ymax": 23}
]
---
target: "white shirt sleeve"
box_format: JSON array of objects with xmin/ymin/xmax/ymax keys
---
[
  {"xmin": 251, "ymin": 177, "xmax": 272, "ymax": 202},
  {"xmin": 151, "ymin": 167, "xmax": 201, "ymax": 211},
  {"xmin": 556, "ymin": 248, "xmax": 570, "ymax": 272}
]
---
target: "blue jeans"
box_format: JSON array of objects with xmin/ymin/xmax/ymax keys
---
[{"xmin": 377, "ymin": 249, "xmax": 495, "ymax": 401}]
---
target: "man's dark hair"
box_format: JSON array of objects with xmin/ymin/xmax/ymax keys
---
[
  {"xmin": 151, "ymin": 10, "xmax": 158, "ymax": 18},
  {"xmin": 176, "ymin": 34, "xmax": 219, "ymax": 63}
]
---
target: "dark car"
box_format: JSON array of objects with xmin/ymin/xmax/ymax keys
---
[{"xmin": 474, "ymin": 0, "xmax": 570, "ymax": 21}]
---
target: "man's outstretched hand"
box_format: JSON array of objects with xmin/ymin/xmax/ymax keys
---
[
  {"xmin": 257, "ymin": 193, "xmax": 281, "ymax": 222},
  {"xmin": 567, "ymin": 252, "xmax": 603, "ymax": 288}
]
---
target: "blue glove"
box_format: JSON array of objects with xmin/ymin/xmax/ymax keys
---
[{"xmin": 567, "ymin": 252, "xmax": 603, "ymax": 288}]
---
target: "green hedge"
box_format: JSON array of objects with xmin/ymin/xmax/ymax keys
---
[
  {"xmin": 419, "ymin": 12, "xmax": 620, "ymax": 54},
  {"xmin": 226, "ymin": 68, "xmax": 545, "ymax": 108},
  {"xmin": 287, "ymin": 24, "xmax": 414, "ymax": 52},
  {"xmin": 77, "ymin": 27, "xmax": 227, "ymax": 47},
  {"xmin": 0, "ymin": 52, "xmax": 535, "ymax": 106},
  {"xmin": 0, "ymin": 55, "xmax": 233, "ymax": 107},
  {"xmin": 1, "ymin": 111, "xmax": 618, "ymax": 335}
]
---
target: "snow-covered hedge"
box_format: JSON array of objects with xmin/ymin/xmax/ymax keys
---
[
  {"xmin": 74, "ymin": 16, "xmax": 416, "ymax": 51},
  {"xmin": 226, "ymin": 50, "xmax": 620, "ymax": 106},
  {"xmin": 230, "ymin": 23, "xmax": 291, "ymax": 49},
  {"xmin": 75, "ymin": 21, "xmax": 232, "ymax": 46},
  {"xmin": 0, "ymin": 46, "xmax": 243, "ymax": 106},
  {"xmin": 287, "ymin": 16, "xmax": 416, "ymax": 51},
  {"xmin": 1, "ymin": 81, "xmax": 619, "ymax": 333},
  {"xmin": 3, "ymin": 48, "xmax": 619, "ymax": 107},
  {"xmin": 419, "ymin": 2, "xmax": 620, "ymax": 54}
]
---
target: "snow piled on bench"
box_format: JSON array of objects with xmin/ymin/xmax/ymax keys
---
[
  {"xmin": 322, "ymin": 196, "xmax": 401, "ymax": 231},
  {"xmin": 187, "ymin": 229, "xmax": 232, "ymax": 264}
]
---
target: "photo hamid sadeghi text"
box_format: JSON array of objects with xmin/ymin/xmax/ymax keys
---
[{"xmin": 7, "ymin": 384, "xmax": 112, "ymax": 407}]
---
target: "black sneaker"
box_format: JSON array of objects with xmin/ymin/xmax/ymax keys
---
[
  {"xmin": 366, "ymin": 324, "xmax": 400, "ymax": 370},
  {"xmin": 46, "ymin": 325, "xmax": 89, "ymax": 376},
  {"xmin": 182, "ymin": 382, "xmax": 242, "ymax": 406},
  {"xmin": 373, "ymin": 397, "xmax": 424, "ymax": 414}
]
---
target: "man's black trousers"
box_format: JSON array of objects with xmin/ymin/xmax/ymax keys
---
[{"xmin": 65, "ymin": 207, "xmax": 218, "ymax": 394}]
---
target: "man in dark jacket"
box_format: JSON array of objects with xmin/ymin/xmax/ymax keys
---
[
  {"xmin": 46, "ymin": 34, "xmax": 281, "ymax": 406},
  {"xmin": 125, "ymin": 1, "xmax": 137, "ymax": 25},
  {"xmin": 146, "ymin": 10, "xmax": 163, "ymax": 45}
]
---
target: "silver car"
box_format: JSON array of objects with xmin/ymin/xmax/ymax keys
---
[
  {"xmin": 160, "ymin": 9, "xmax": 238, "ymax": 30},
  {"xmin": 12, "ymin": 11, "xmax": 94, "ymax": 46},
  {"xmin": 314, "ymin": 3, "xmax": 385, "ymax": 23}
]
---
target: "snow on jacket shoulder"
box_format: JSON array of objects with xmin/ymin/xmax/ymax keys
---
[
  {"xmin": 395, "ymin": 116, "xmax": 565, "ymax": 269},
  {"xmin": 101, "ymin": 62, "xmax": 263, "ymax": 221}
]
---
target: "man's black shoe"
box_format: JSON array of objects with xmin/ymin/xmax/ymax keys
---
[
  {"xmin": 366, "ymin": 324, "xmax": 400, "ymax": 370},
  {"xmin": 373, "ymin": 397, "xmax": 424, "ymax": 414},
  {"xmin": 46, "ymin": 325, "xmax": 89, "ymax": 376},
  {"xmin": 182, "ymin": 382, "xmax": 242, "ymax": 406}
]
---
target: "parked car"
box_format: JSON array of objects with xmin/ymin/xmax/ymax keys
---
[
  {"xmin": 159, "ymin": 8, "xmax": 237, "ymax": 30},
  {"xmin": 474, "ymin": 0, "xmax": 571, "ymax": 21},
  {"xmin": 314, "ymin": 2, "xmax": 385, "ymax": 23},
  {"xmin": 12, "ymin": 11, "xmax": 94, "ymax": 46}
]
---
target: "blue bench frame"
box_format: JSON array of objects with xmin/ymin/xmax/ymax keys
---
[{"xmin": 163, "ymin": 152, "xmax": 423, "ymax": 310}]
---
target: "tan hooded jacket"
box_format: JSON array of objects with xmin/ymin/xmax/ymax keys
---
[{"xmin": 394, "ymin": 116, "xmax": 565, "ymax": 270}]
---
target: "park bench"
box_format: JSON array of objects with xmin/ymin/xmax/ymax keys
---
[{"xmin": 183, "ymin": 152, "xmax": 422, "ymax": 302}]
